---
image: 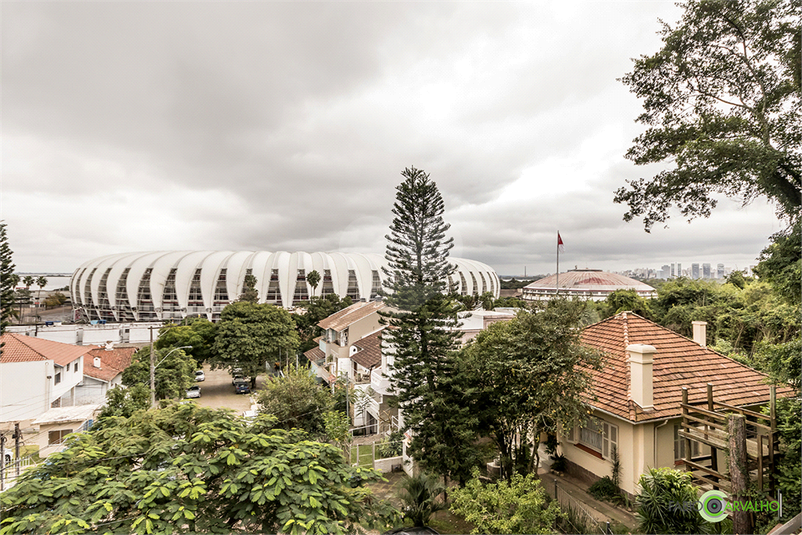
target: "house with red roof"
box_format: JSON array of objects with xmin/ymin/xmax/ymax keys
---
[
  {"xmin": 0, "ymin": 334, "xmax": 91, "ymax": 423},
  {"xmin": 75, "ymin": 344, "xmax": 137, "ymax": 405},
  {"xmin": 559, "ymin": 312, "xmax": 792, "ymax": 498}
]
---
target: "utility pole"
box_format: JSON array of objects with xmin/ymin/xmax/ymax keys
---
[
  {"xmin": 13, "ymin": 423, "xmax": 21, "ymax": 477},
  {"xmin": 150, "ymin": 326, "xmax": 156, "ymax": 408},
  {"xmin": 1, "ymin": 433, "xmax": 6, "ymax": 491}
]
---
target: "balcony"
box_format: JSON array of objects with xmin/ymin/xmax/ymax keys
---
[{"xmin": 371, "ymin": 367, "xmax": 392, "ymax": 396}]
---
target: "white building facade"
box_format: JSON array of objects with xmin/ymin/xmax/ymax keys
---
[{"xmin": 71, "ymin": 251, "xmax": 500, "ymax": 322}]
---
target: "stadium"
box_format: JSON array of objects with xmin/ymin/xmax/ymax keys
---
[
  {"xmin": 70, "ymin": 251, "xmax": 500, "ymax": 322},
  {"xmin": 521, "ymin": 269, "xmax": 657, "ymax": 301}
]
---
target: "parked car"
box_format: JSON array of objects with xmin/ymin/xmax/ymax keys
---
[
  {"xmin": 232, "ymin": 375, "xmax": 245, "ymax": 385},
  {"xmin": 186, "ymin": 386, "xmax": 201, "ymax": 399},
  {"xmin": 195, "ymin": 370, "xmax": 205, "ymax": 382},
  {"xmin": 233, "ymin": 380, "xmax": 250, "ymax": 395}
]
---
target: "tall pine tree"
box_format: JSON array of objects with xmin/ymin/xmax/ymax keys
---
[
  {"xmin": 381, "ymin": 167, "xmax": 481, "ymax": 487},
  {"xmin": 0, "ymin": 222, "xmax": 16, "ymax": 337}
]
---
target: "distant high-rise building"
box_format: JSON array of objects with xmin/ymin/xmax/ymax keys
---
[
  {"xmin": 661, "ymin": 265, "xmax": 671, "ymax": 279},
  {"xmin": 692, "ymin": 263, "xmax": 700, "ymax": 279},
  {"xmin": 702, "ymin": 263, "xmax": 711, "ymax": 278},
  {"xmin": 671, "ymin": 263, "xmax": 676, "ymax": 277},
  {"xmin": 677, "ymin": 263, "xmax": 682, "ymax": 278},
  {"xmin": 717, "ymin": 263, "xmax": 725, "ymax": 279}
]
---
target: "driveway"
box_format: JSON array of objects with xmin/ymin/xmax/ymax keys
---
[{"xmin": 193, "ymin": 365, "xmax": 264, "ymax": 414}]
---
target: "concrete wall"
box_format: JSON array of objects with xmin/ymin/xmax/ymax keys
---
[
  {"xmin": 562, "ymin": 413, "xmax": 704, "ymax": 497},
  {"xmin": 52, "ymin": 356, "xmax": 84, "ymax": 407},
  {"xmin": 0, "ymin": 361, "xmax": 49, "ymax": 422},
  {"xmin": 75, "ymin": 376, "xmax": 112, "ymax": 405},
  {"xmin": 7, "ymin": 322, "xmax": 163, "ymax": 345}
]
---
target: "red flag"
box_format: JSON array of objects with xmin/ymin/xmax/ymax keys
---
[{"xmin": 558, "ymin": 232, "xmax": 565, "ymax": 253}]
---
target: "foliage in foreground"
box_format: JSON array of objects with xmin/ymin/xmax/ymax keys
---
[
  {"xmin": 0, "ymin": 403, "xmax": 397, "ymax": 535},
  {"xmin": 636, "ymin": 468, "xmax": 708, "ymax": 534},
  {"xmin": 450, "ymin": 468, "xmax": 562, "ymax": 535},
  {"xmin": 397, "ymin": 472, "xmax": 447, "ymax": 527}
]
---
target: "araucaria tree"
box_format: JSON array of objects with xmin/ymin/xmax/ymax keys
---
[
  {"xmin": 0, "ymin": 222, "xmax": 16, "ymax": 337},
  {"xmin": 616, "ymin": 0, "xmax": 801, "ymax": 231},
  {"xmin": 382, "ymin": 166, "xmax": 480, "ymax": 486}
]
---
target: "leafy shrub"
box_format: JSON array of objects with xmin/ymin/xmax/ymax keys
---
[
  {"xmin": 451, "ymin": 467, "xmax": 562, "ymax": 534},
  {"xmin": 588, "ymin": 476, "xmax": 620, "ymax": 500}
]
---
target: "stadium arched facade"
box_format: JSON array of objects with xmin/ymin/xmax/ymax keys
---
[{"xmin": 70, "ymin": 251, "xmax": 500, "ymax": 322}]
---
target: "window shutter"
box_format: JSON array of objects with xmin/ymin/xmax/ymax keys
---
[{"xmin": 602, "ymin": 422, "xmax": 610, "ymax": 458}]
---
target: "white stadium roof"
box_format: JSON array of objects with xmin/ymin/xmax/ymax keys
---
[{"xmin": 70, "ymin": 251, "xmax": 499, "ymax": 322}]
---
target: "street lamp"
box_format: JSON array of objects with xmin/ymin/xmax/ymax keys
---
[
  {"xmin": 150, "ymin": 345, "xmax": 192, "ymax": 408},
  {"xmin": 155, "ymin": 346, "xmax": 192, "ymax": 369}
]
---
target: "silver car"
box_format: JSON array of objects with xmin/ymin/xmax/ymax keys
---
[
  {"xmin": 186, "ymin": 386, "xmax": 201, "ymax": 399},
  {"xmin": 195, "ymin": 370, "xmax": 205, "ymax": 382}
]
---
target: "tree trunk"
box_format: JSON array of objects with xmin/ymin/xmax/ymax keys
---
[{"xmin": 728, "ymin": 414, "xmax": 753, "ymax": 535}]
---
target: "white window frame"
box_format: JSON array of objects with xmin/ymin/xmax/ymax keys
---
[{"xmin": 579, "ymin": 417, "xmax": 618, "ymax": 460}]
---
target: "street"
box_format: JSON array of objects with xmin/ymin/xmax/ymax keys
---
[{"xmin": 192, "ymin": 365, "xmax": 264, "ymax": 415}]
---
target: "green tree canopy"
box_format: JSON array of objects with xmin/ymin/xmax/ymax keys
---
[
  {"xmin": 617, "ymin": 0, "xmax": 801, "ymax": 231},
  {"xmin": 0, "ymin": 403, "xmax": 397, "ymax": 535},
  {"xmin": 256, "ymin": 364, "xmax": 335, "ymax": 437},
  {"xmin": 122, "ymin": 347, "xmax": 197, "ymax": 401},
  {"xmin": 461, "ymin": 299, "xmax": 602, "ymax": 479},
  {"xmin": 156, "ymin": 319, "xmax": 217, "ymax": 367},
  {"xmin": 213, "ymin": 301, "xmax": 300, "ymax": 386},
  {"xmin": 238, "ymin": 273, "xmax": 259, "ymax": 303}
]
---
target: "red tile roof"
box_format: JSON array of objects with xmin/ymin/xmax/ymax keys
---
[
  {"xmin": 351, "ymin": 328, "xmax": 384, "ymax": 369},
  {"xmin": 0, "ymin": 334, "xmax": 90, "ymax": 367},
  {"xmin": 581, "ymin": 312, "xmax": 793, "ymax": 422},
  {"xmin": 304, "ymin": 346, "xmax": 325, "ymax": 363},
  {"xmin": 304, "ymin": 336, "xmax": 325, "ymax": 363},
  {"xmin": 84, "ymin": 346, "xmax": 137, "ymax": 383},
  {"xmin": 317, "ymin": 301, "xmax": 384, "ymax": 331}
]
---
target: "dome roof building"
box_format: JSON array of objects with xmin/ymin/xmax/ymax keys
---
[
  {"xmin": 70, "ymin": 251, "xmax": 499, "ymax": 322},
  {"xmin": 522, "ymin": 269, "xmax": 657, "ymax": 302}
]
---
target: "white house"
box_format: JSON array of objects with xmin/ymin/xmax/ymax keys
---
[
  {"xmin": 0, "ymin": 334, "xmax": 90, "ymax": 423},
  {"xmin": 74, "ymin": 344, "xmax": 137, "ymax": 405}
]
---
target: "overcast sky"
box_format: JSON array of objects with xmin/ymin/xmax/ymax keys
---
[{"xmin": 2, "ymin": 1, "xmax": 784, "ymax": 277}]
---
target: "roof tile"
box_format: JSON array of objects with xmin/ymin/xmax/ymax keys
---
[{"xmin": 581, "ymin": 312, "xmax": 793, "ymax": 422}]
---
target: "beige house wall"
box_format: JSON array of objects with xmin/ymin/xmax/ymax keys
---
[{"xmin": 560, "ymin": 411, "xmax": 692, "ymax": 497}]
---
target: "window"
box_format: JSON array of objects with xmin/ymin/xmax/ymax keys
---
[
  {"xmin": 54, "ymin": 372, "xmax": 62, "ymax": 385},
  {"xmin": 48, "ymin": 429, "xmax": 73, "ymax": 445},
  {"xmin": 674, "ymin": 424, "xmax": 701, "ymax": 460},
  {"xmin": 75, "ymin": 362, "xmax": 79, "ymax": 372},
  {"xmin": 579, "ymin": 417, "xmax": 618, "ymax": 460}
]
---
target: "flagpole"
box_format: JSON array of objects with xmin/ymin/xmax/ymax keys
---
[{"xmin": 556, "ymin": 230, "xmax": 560, "ymax": 295}]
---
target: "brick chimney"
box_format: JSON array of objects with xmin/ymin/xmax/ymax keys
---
[
  {"xmin": 627, "ymin": 344, "xmax": 656, "ymax": 409},
  {"xmin": 692, "ymin": 321, "xmax": 707, "ymax": 347}
]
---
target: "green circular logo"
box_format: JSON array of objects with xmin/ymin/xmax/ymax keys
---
[{"xmin": 699, "ymin": 490, "xmax": 729, "ymax": 522}]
